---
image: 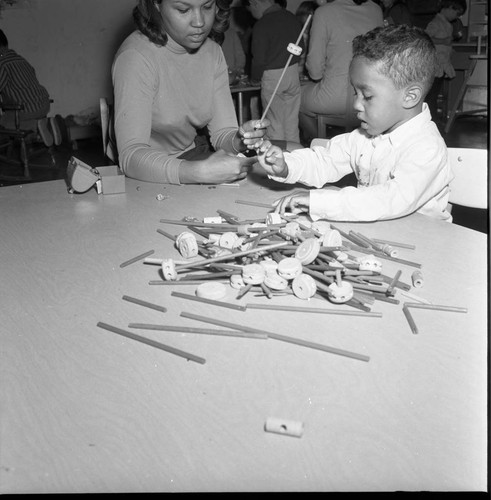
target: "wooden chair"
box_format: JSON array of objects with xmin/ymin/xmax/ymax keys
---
[
  {"xmin": 0, "ymin": 101, "xmax": 56, "ymax": 181},
  {"xmin": 99, "ymin": 97, "xmax": 118, "ymax": 164},
  {"xmin": 306, "ymin": 77, "xmax": 359, "ymax": 139},
  {"xmin": 447, "ymin": 147, "xmax": 488, "ymax": 211}
]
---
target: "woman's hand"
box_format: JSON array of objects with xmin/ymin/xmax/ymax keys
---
[
  {"xmin": 179, "ymin": 150, "xmax": 256, "ymax": 184},
  {"xmin": 236, "ymin": 118, "xmax": 270, "ymax": 150}
]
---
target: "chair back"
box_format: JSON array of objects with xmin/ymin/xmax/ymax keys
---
[
  {"xmin": 448, "ymin": 147, "xmax": 488, "ymax": 209},
  {"xmin": 100, "ymin": 98, "xmax": 118, "ymax": 164}
]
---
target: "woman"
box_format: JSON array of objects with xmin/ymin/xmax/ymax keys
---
[{"xmin": 112, "ymin": 0, "xmax": 268, "ymax": 184}]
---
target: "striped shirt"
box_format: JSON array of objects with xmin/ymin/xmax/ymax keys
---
[{"xmin": 0, "ymin": 49, "xmax": 50, "ymax": 113}]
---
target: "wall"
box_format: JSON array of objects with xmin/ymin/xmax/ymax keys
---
[{"xmin": 0, "ymin": 0, "xmax": 136, "ymax": 119}]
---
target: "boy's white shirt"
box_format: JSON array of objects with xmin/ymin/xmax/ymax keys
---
[{"xmin": 270, "ymin": 104, "xmax": 453, "ymax": 222}]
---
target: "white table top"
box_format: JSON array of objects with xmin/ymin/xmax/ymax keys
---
[{"xmin": 0, "ymin": 176, "xmax": 487, "ymax": 493}]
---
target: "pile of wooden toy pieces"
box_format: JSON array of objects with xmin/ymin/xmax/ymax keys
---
[{"xmin": 147, "ymin": 210, "xmax": 423, "ymax": 313}]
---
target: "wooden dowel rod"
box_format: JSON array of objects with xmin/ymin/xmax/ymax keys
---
[
  {"xmin": 128, "ymin": 323, "xmax": 267, "ymax": 339},
  {"xmin": 120, "ymin": 250, "xmax": 155, "ymax": 268},
  {"xmin": 246, "ymin": 303, "xmax": 382, "ymax": 317},
  {"xmin": 386, "ymin": 269, "xmax": 402, "ymax": 296},
  {"xmin": 259, "ymin": 14, "xmax": 312, "ymax": 122},
  {"xmin": 346, "ymin": 244, "xmax": 421, "ymax": 268},
  {"xmin": 171, "ymin": 291, "xmax": 247, "ymax": 311},
  {"xmin": 174, "ymin": 241, "xmax": 288, "ymax": 271},
  {"xmin": 402, "ymin": 305, "xmax": 418, "ymax": 334},
  {"xmin": 403, "ymin": 302, "xmax": 468, "ymax": 313},
  {"xmin": 149, "ymin": 279, "xmax": 229, "ymax": 285},
  {"xmin": 97, "ymin": 322, "xmax": 206, "ymax": 364},
  {"xmin": 235, "ymin": 199, "xmax": 274, "ymax": 209},
  {"xmin": 181, "ymin": 312, "xmax": 369, "ymax": 362},
  {"xmin": 372, "ymin": 238, "xmax": 416, "ymax": 250},
  {"xmin": 156, "ymin": 228, "xmax": 176, "ymax": 241},
  {"xmin": 122, "ymin": 295, "xmax": 167, "ymax": 313}
]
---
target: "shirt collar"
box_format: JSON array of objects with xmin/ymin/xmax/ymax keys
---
[{"xmin": 371, "ymin": 104, "xmax": 432, "ymax": 148}]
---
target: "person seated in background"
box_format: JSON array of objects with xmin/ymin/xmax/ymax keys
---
[
  {"xmin": 375, "ymin": 0, "xmax": 413, "ymax": 26},
  {"xmin": 248, "ymin": 0, "xmax": 303, "ymax": 143},
  {"xmin": 112, "ymin": 0, "xmax": 268, "ymax": 185},
  {"xmin": 0, "ymin": 29, "xmax": 55, "ymax": 145},
  {"xmin": 254, "ymin": 25, "xmax": 453, "ymax": 223},
  {"xmin": 222, "ymin": 7, "xmax": 247, "ymax": 84},
  {"xmin": 299, "ymin": 0, "xmax": 384, "ymax": 145},
  {"xmin": 424, "ymin": 0, "xmax": 467, "ymax": 122},
  {"xmin": 295, "ymin": 1, "xmax": 318, "ymax": 80}
]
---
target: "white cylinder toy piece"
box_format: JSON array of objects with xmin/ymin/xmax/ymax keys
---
[
  {"xmin": 161, "ymin": 258, "xmax": 178, "ymax": 281},
  {"xmin": 260, "ymin": 258, "xmax": 279, "ymax": 275},
  {"xmin": 277, "ymin": 257, "xmax": 303, "ymax": 280},
  {"xmin": 333, "ymin": 251, "xmax": 348, "ymax": 262},
  {"xmin": 280, "ymin": 221, "xmax": 301, "ymax": 240},
  {"xmin": 264, "ymin": 417, "xmax": 304, "ymax": 438},
  {"xmin": 311, "ymin": 220, "xmax": 331, "ymax": 235},
  {"xmin": 219, "ymin": 231, "xmax": 239, "ymax": 249},
  {"xmin": 358, "ymin": 255, "xmax": 382, "ymax": 272},
  {"xmin": 287, "ymin": 43, "xmax": 302, "ymax": 56},
  {"xmin": 266, "ymin": 212, "xmax": 282, "ymax": 225},
  {"xmin": 203, "ymin": 216, "xmax": 223, "ymax": 224},
  {"xmin": 264, "ymin": 272, "xmax": 289, "ymax": 291},
  {"xmin": 242, "ymin": 263, "xmax": 265, "ymax": 285},
  {"xmin": 292, "ymin": 273, "xmax": 317, "ymax": 299},
  {"xmin": 381, "ymin": 243, "xmax": 398, "ymax": 258},
  {"xmin": 236, "ymin": 224, "xmax": 251, "ymax": 236},
  {"xmin": 411, "ymin": 270, "xmax": 424, "ymax": 288},
  {"xmin": 196, "ymin": 281, "xmax": 227, "ymax": 300},
  {"xmin": 175, "ymin": 231, "xmax": 199, "ymax": 259},
  {"xmin": 321, "ymin": 229, "xmax": 342, "ymax": 247},
  {"xmin": 295, "ymin": 237, "xmax": 321, "ymax": 265},
  {"xmin": 230, "ymin": 273, "xmax": 246, "ymax": 289},
  {"xmin": 207, "ymin": 233, "xmax": 221, "ymax": 244},
  {"xmin": 327, "ymin": 280, "xmax": 354, "ymax": 303}
]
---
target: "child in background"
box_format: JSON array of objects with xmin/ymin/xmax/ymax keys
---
[
  {"xmin": 248, "ymin": 0, "xmax": 303, "ymax": 143},
  {"xmin": 295, "ymin": 1, "xmax": 318, "ymax": 80},
  {"xmin": 425, "ymin": 0, "xmax": 467, "ymax": 121},
  {"xmin": 255, "ymin": 24, "xmax": 453, "ymax": 222}
]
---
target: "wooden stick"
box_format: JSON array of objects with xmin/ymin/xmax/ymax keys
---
[
  {"xmin": 174, "ymin": 241, "xmax": 288, "ymax": 271},
  {"xmin": 235, "ymin": 199, "xmax": 274, "ymax": 209},
  {"xmin": 122, "ymin": 295, "xmax": 167, "ymax": 313},
  {"xmin": 402, "ymin": 305, "xmax": 418, "ymax": 335},
  {"xmin": 403, "ymin": 302, "xmax": 468, "ymax": 313},
  {"xmin": 128, "ymin": 323, "xmax": 267, "ymax": 339},
  {"xmin": 120, "ymin": 250, "xmax": 154, "ymax": 268},
  {"xmin": 259, "ymin": 14, "xmax": 312, "ymax": 122},
  {"xmin": 171, "ymin": 291, "xmax": 247, "ymax": 311},
  {"xmin": 156, "ymin": 228, "xmax": 176, "ymax": 241},
  {"xmin": 149, "ymin": 279, "xmax": 230, "ymax": 285},
  {"xmin": 386, "ymin": 269, "xmax": 402, "ymax": 296},
  {"xmin": 372, "ymin": 238, "xmax": 416, "ymax": 250},
  {"xmin": 181, "ymin": 311, "xmax": 370, "ymax": 362},
  {"xmin": 246, "ymin": 303, "xmax": 382, "ymax": 317},
  {"xmin": 97, "ymin": 322, "xmax": 206, "ymax": 364},
  {"xmin": 346, "ymin": 244, "xmax": 422, "ymax": 268}
]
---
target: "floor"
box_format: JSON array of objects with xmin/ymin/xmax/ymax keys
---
[{"xmin": 0, "ymin": 114, "xmax": 488, "ymax": 233}]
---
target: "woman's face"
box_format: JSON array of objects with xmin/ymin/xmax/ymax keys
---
[{"xmin": 157, "ymin": 0, "xmax": 217, "ymax": 51}]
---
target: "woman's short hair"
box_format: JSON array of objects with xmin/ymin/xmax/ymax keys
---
[{"xmin": 133, "ymin": 0, "xmax": 232, "ymax": 47}]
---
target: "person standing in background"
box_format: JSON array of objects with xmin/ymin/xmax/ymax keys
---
[
  {"xmin": 295, "ymin": 1, "xmax": 318, "ymax": 80},
  {"xmin": 248, "ymin": 0, "xmax": 303, "ymax": 143}
]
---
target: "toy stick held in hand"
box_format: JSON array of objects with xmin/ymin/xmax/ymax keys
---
[{"xmin": 258, "ymin": 14, "xmax": 312, "ymax": 124}]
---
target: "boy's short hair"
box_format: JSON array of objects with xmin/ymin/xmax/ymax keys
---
[{"xmin": 352, "ymin": 24, "xmax": 437, "ymax": 97}]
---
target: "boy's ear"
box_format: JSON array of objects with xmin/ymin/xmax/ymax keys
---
[{"xmin": 402, "ymin": 84, "xmax": 423, "ymax": 109}]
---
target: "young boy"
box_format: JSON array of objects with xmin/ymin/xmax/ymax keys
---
[
  {"xmin": 255, "ymin": 24, "xmax": 453, "ymax": 222},
  {"xmin": 248, "ymin": 0, "xmax": 303, "ymax": 143}
]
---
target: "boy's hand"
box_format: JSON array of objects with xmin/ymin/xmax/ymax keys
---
[
  {"xmin": 255, "ymin": 140, "xmax": 288, "ymax": 177},
  {"xmin": 238, "ymin": 119, "xmax": 270, "ymax": 149},
  {"xmin": 273, "ymin": 191, "xmax": 310, "ymax": 215}
]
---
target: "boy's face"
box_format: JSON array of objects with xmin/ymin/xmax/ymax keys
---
[{"xmin": 350, "ymin": 57, "xmax": 409, "ymax": 136}]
